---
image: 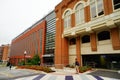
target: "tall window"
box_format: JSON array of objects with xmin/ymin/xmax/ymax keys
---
[
  {"xmin": 113, "ymin": 0, "xmax": 120, "ymax": 10},
  {"xmin": 97, "ymin": 31, "xmax": 110, "ymax": 41},
  {"xmin": 75, "ymin": 3, "xmax": 84, "ymax": 25},
  {"xmin": 90, "ymin": 0, "xmax": 104, "ymax": 19},
  {"xmin": 64, "ymin": 10, "xmax": 71, "ymax": 28}
]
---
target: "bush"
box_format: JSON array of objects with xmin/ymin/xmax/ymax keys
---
[
  {"xmin": 79, "ymin": 66, "xmax": 92, "ymax": 73},
  {"xmin": 17, "ymin": 65, "xmax": 55, "ymax": 73},
  {"xmin": 66, "ymin": 64, "xmax": 75, "ymax": 68},
  {"xmin": 18, "ymin": 60, "xmax": 25, "ymax": 66},
  {"xmin": 31, "ymin": 54, "xmax": 40, "ymax": 65}
]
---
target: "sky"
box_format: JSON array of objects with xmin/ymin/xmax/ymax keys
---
[{"xmin": 0, "ymin": 0, "xmax": 62, "ymax": 46}]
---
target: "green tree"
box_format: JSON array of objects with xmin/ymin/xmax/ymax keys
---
[{"xmin": 31, "ymin": 54, "xmax": 40, "ymax": 65}]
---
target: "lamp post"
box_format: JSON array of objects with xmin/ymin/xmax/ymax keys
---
[{"xmin": 24, "ymin": 51, "xmax": 27, "ymax": 65}]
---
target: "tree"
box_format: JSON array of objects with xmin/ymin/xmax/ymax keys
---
[{"xmin": 31, "ymin": 54, "xmax": 40, "ymax": 65}]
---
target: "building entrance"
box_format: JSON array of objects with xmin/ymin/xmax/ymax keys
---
[
  {"xmin": 82, "ymin": 54, "xmax": 120, "ymax": 70},
  {"xmin": 43, "ymin": 57, "xmax": 54, "ymax": 66}
]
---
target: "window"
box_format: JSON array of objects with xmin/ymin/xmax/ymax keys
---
[
  {"xmin": 97, "ymin": 31, "xmax": 110, "ymax": 41},
  {"xmin": 45, "ymin": 17, "xmax": 56, "ymax": 55},
  {"xmin": 64, "ymin": 10, "xmax": 71, "ymax": 28},
  {"xmin": 113, "ymin": 0, "xmax": 120, "ymax": 10},
  {"xmin": 75, "ymin": 3, "xmax": 84, "ymax": 25},
  {"xmin": 82, "ymin": 35, "xmax": 90, "ymax": 43},
  {"xmin": 69, "ymin": 38, "xmax": 76, "ymax": 45},
  {"xmin": 90, "ymin": 0, "xmax": 104, "ymax": 19}
]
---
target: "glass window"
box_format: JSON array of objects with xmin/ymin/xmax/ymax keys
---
[
  {"xmin": 82, "ymin": 35, "xmax": 90, "ymax": 43},
  {"xmin": 97, "ymin": 31, "xmax": 110, "ymax": 41},
  {"xmin": 64, "ymin": 10, "xmax": 71, "ymax": 28},
  {"xmin": 45, "ymin": 18, "xmax": 56, "ymax": 55},
  {"xmin": 90, "ymin": 0, "xmax": 104, "ymax": 19},
  {"xmin": 113, "ymin": 0, "xmax": 120, "ymax": 10},
  {"xmin": 75, "ymin": 3, "xmax": 85, "ymax": 25},
  {"xmin": 69, "ymin": 38, "xmax": 76, "ymax": 45}
]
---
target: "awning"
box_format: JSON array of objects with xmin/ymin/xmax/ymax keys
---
[{"xmin": 42, "ymin": 54, "xmax": 54, "ymax": 57}]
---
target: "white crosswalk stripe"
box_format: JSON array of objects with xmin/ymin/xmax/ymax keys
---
[
  {"xmin": 55, "ymin": 75, "xmax": 65, "ymax": 80},
  {"xmin": 73, "ymin": 74, "xmax": 83, "ymax": 80},
  {"xmin": 15, "ymin": 75, "xmax": 39, "ymax": 80},
  {"xmin": 86, "ymin": 75, "xmax": 97, "ymax": 80},
  {"xmin": 40, "ymin": 74, "xmax": 51, "ymax": 80}
]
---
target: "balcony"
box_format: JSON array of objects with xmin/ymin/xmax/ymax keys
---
[{"xmin": 63, "ymin": 10, "xmax": 120, "ymax": 37}]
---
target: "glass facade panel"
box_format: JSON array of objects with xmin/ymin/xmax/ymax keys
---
[{"xmin": 45, "ymin": 17, "xmax": 56, "ymax": 55}]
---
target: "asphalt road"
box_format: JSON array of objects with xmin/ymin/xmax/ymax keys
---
[{"xmin": 88, "ymin": 69, "xmax": 120, "ymax": 79}]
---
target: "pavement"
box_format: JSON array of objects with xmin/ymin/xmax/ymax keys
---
[
  {"xmin": 0, "ymin": 67, "xmax": 41, "ymax": 80},
  {"xmin": 0, "ymin": 66, "xmax": 120, "ymax": 80}
]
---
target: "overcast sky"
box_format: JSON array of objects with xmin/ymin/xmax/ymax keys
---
[{"xmin": 0, "ymin": 0, "xmax": 61, "ymax": 46}]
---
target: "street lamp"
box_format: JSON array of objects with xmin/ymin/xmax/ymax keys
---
[{"xmin": 24, "ymin": 51, "xmax": 27, "ymax": 65}]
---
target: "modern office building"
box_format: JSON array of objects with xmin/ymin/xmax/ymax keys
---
[
  {"xmin": 55, "ymin": 0, "xmax": 120, "ymax": 69},
  {"xmin": 10, "ymin": 11, "xmax": 56, "ymax": 65}
]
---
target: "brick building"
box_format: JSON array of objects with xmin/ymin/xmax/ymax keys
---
[
  {"xmin": 0, "ymin": 46, "xmax": 4, "ymax": 61},
  {"xmin": 0, "ymin": 44, "xmax": 10, "ymax": 62},
  {"xmin": 55, "ymin": 0, "xmax": 120, "ymax": 69},
  {"xmin": 10, "ymin": 11, "xmax": 56, "ymax": 65}
]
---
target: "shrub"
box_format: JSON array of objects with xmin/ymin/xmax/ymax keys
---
[
  {"xmin": 79, "ymin": 66, "xmax": 92, "ymax": 73},
  {"xmin": 66, "ymin": 64, "xmax": 75, "ymax": 68},
  {"xmin": 17, "ymin": 65, "xmax": 55, "ymax": 73},
  {"xmin": 31, "ymin": 54, "xmax": 40, "ymax": 65}
]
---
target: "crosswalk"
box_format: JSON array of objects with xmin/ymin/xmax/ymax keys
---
[{"xmin": 15, "ymin": 74, "xmax": 119, "ymax": 80}]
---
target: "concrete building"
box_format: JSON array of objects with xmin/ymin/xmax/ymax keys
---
[
  {"xmin": 55, "ymin": 0, "xmax": 120, "ymax": 69},
  {"xmin": 10, "ymin": 11, "xmax": 56, "ymax": 65}
]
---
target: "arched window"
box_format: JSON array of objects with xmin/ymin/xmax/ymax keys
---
[
  {"xmin": 75, "ymin": 3, "xmax": 84, "ymax": 25},
  {"xmin": 90, "ymin": 0, "xmax": 104, "ymax": 19},
  {"xmin": 97, "ymin": 31, "xmax": 110, "ymax": 41},
  {"xmin": 69, "ymin": 38, "xmax": 76, "ymax": 45},
  {"xmin": 64, "ymin": 10, "xmax": 71, "ymax": 29},
  {"xmin": 112, "ymin": 0, "xmax": 120, "ymax": 10},
  {"xmin": 82, "ymin": 35, "xmax": 90, "ymax": 43}
]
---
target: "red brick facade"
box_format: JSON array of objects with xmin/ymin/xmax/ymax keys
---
[
  {"xmin": 55, "ymin": 0, "xmax": 120, "ymax": 68},
  {"xmin": 10, "ymin": 21, "xmax": 46, "ymax": 65}
]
